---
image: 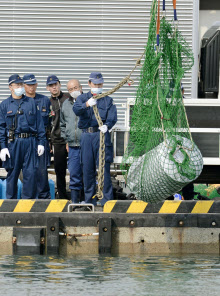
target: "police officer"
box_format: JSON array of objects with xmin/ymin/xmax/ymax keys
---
[
  {"xmin": 60, "ymin": 79, "xmax": 83, "ymax": 203},
  {"xmin": 23, "ymin": 74, "xmax": 51, "ymax": 199},
  {"xmin": 46, "ymin": 75, "xmax": 69, "ymax": 199},
  {"xmin": 73, "ymin": 72, "xmax": 117, "ymax": 206},
  {"xmin": 0, "ymin": 74, "xmax": 46, "ymax": 199}
]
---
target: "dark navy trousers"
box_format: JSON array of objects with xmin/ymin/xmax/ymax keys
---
[
  {"xmin": 4, "ymin": 137, "xmax": 38, "ymax": 199},
  {"xmin": 35, "ymin": 140, "xmax": 51, "ymax": 199},
  {"xmin": 68, "ymin": 146, "xmax": 83, "ymax": 190},
  {"xmin": 80, "ymin": 131, "xmax": 113, "ymax": 206}
]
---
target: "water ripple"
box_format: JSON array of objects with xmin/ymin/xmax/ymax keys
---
[{"xmin": 0, "ymin": 255, "xmax": 219, "ymax": 296}]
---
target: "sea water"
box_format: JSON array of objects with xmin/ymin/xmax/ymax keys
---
[{"xmin": 0, "ymin": 255, "xmax": 219, "ymax": 296}]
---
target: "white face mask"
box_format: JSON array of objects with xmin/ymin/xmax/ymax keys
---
[
  {"xmin": 14, "ymin": 87, "xmax": 25, "ymax": 96},
  {"xmin": 70, "ymin": 90, "xmax": 81, "ymax": 99},
  {"xmin": 91, "ymin": 87, "xmax": 103, "ymax": 94}
]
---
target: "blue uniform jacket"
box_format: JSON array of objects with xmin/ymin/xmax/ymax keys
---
[
  {"xmin": 33, "ymin": 93, "xmax": 51, "ymax": 128},
  {"xmin": 73, "ymin": 91, "xmax": 117, "ymax": 130},
  {"xmin": 0, "ymin": 95, "xmax": 46, "ymax": 149}
]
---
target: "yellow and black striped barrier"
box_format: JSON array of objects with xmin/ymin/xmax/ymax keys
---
[
  {"xmin": 0, "ymin": 200, "xmax": 69, "ymax": 212},
  {"xmin": 2, "ymin": 199, "xmax": 219, "ymax": 214},
  {"xmin": 103, "ymin": 200, "xmax": 220, "ymax": 214}
]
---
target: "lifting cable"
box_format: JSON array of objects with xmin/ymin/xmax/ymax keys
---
[{"xmin": 92, "ymin": 0, "xmax": 184, "ymax": 201}]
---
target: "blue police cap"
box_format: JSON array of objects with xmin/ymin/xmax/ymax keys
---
[
  {"xmin": 23, "ymin": 74, "xmax": 37, "ymax": 85},
  {"xmin": 46, "ymin": 75, "xmax": 60, "ymax": 85},
  {"xmin": 8, "ymin": 74, "xmax": 23, "ymax": 85},
  {"xmin": 89, "ymin": 72, "xmax": 104, "ymax": 84}
]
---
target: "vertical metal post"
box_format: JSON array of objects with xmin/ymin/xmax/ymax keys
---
[
  {"xmin": 46, "ymin": 217, "xmax": 59, "ymax": 255},
  {"xmin": 191, "ymin": 0, "xmax": 200, "ymax": 99},
  {"xmin": 99, "ymin": 217, "xmax": 112, "ymax": 254}
]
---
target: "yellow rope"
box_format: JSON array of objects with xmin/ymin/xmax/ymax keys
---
[{"xmin": 93, "ymin": 54, "xmax": 144, "ymax": 101}]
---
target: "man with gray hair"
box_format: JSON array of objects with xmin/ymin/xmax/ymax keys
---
[{"xmin": 60, "ymin": 79, "xmax": 83, "ymax": 203}]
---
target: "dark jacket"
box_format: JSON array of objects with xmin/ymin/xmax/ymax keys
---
[
  {"xmin": 0, "ymin": 95, "xmax": 46, "ymax": 149},
  {"xmin": 50, "ymin": 91, "xmax": 69, "ymax": 144},
  {"xmin": 60, "ymin": 97, "xmax": 82, "ymax": 147},
  {"xmin": 73, "ymin": 91, "xmax": 117, "ymax": 130},
  {"xmin": 34, "ymin": 93, "xmax": 51, "ymax": 128}
]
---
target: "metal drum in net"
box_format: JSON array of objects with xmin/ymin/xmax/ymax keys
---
[{"xmin": 127, "ymin": 136, "xmax": 203, "ymax": 203}]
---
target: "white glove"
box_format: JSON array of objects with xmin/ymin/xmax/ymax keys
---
[
  {"xmin": 99, "ymin": 125, "xmax": 108, "ymax": 134},
  {"xmin": 38, "ymin": 145, "xmax": 45, "ymax": 156},
  {"xmin": 87, "ymin": 98, "xmax": 97, "ymax": 107},
  {"xmin": 1, "ymin": 148, "xmax": 10, "ymax": 162}
]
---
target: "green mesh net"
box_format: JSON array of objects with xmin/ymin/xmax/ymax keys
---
[{"xmin": 121, "ymin": 0, "xmax": 203, "ymax": 203}]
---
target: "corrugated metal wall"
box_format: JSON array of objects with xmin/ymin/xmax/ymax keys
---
[{"xmin": 0, "ymin": 0, "xmax": 194, "ymax": 124}]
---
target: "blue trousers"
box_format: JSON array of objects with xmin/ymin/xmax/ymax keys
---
[
  {"xmin": 35, "ymin": 140, "xmax": 51, "ymax": 199},
  {"xmin": 68, "ymin": 146, "xmax": 83, "ymax": 190},
  {"xmin": 4, "ymin": 137, "xmax": 38, "ymax": 199},
  {"xmin": 80, "ymin": 131, "xmax": 113, "ymax": 206}
]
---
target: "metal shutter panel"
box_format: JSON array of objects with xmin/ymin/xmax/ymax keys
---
[{"xmin": 0, "ymin": 0, "xmax": 194, "ymax": 124}]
